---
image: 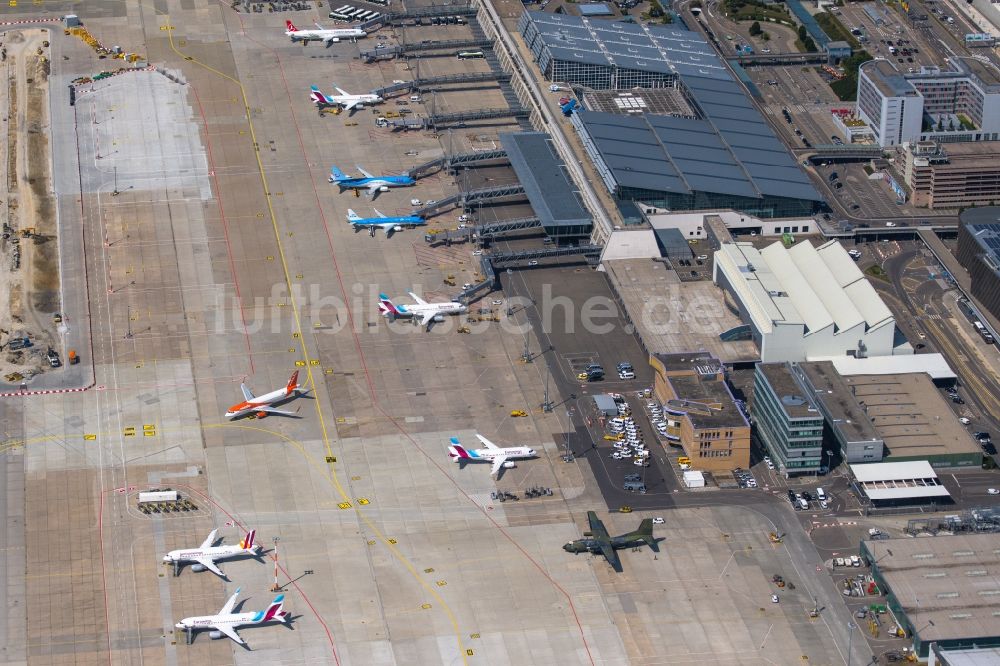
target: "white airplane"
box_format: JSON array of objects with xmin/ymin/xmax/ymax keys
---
[
  {"xmin": 379, "ymin": 292, "xmax": 468, "ymax": 328},
  {"xmin": 285, "ymin": 20, "xmax": 366, "ymax": 44},
  {"xmin": 175, "ymin": 588, "xmax": 289, "ymax": 646},
  {"xmin": 448, "ymin": 434, "xmax": 537, "ymax": 477},
  {"xmin": 310, "ymin": 84, "xmax": 382, "ymax": 113},
  {"xmin": 225, "ymin": 371, "xmax": 302, "ymax": 420},
  {"xmin": 162, "ymin": 529, "xmax": 260, "ymax": 578}
]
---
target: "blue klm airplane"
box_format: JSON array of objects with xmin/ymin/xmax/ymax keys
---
[
  {"xmin": 329, "ymin": 165, "xmax": 415, "ymax": 199},
  {"xmin": 347, "ymin": 209, "xmax": 426, "ymax": 237}
]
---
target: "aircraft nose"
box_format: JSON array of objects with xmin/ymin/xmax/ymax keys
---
[{"xmin": 562, "ymin": 543, "xmax": 572, "ymax": 552}]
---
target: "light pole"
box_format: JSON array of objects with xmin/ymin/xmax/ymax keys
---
[
  {"xmin": 542, "ymin": 366, "xmax": 553, "ymax": 412},
  {"xmin": 847, "ymin": 621, "xmax": 856, "ymax": 666}
]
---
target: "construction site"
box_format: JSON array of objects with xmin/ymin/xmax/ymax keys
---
[{"xmin": 0, "ymin": 28, "xmax": 62, "ymax": 384}]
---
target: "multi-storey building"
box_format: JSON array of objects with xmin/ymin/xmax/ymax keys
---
[
  {"xmin": 649, "ymin": 353, "xmax": 750, "ymax": 473},
  {"xmin": 752, "ymin": 363, "xmax": 825, "ymax": 476},
  {"xmin": 856, "ymin": 58, "xmax": 1000, "ymax": 147},
  {"xmin": 903, "ymin": 141, "xmax": 1000, "ymax": 209}
]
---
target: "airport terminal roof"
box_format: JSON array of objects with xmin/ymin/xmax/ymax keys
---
[
  {"xmin": 863, "ymin": 534, "xmax": 1000, "ymax": 644},
  {"xmin": 960, "ymin": 207, "xmax": 1000, "ymax": 279},
  {"xmin": 714, "ymin": 240, "xmax": 894, "ymax": 336},
  {"xmin": 849, "ymin": 461, "xmax": 951, "ymax": 501},
  {"xmin": 523, "ymin": 11, "xmax": 820, "ymax": 203},
  {"xmin": 798, "ymin": 361, "xmax": 882, "ymax": 444},
  {"xmin": 500, "ymin": 132, "xmax": 591, "ymax": 229},
  {"xmin": 861, "ymin": 59, "xmax": 919, "ymax": 98}
]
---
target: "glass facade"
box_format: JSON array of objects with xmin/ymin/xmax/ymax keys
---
[
  {"xmin": 752, "ymin": 365, "xmax": 825, "ymax": 474},
  {"xmin": 617, "ymin": 186, "xmax": 822, "ymax": 219}
]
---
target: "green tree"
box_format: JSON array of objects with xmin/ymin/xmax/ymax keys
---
[
  {"xmin": 762, "ymin": 32, "xmax": 770, "ymax": 41},
  {"xmin": 798, "ymin": 24, "xmax": 807, "ymax": 42},
  {"xmin": 749, "ymin": 21, "xmax": 762, "ymax": 36},
  {"xmin": 803, "ymin": 36, "xmax": 817, "ymax": 52}
]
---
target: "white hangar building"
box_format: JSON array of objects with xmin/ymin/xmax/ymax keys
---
[{"xmin": 713, "ymin": 240, "xmax": 910, "ymax": 363}]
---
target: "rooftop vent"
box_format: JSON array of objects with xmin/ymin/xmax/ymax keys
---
[{"xmin": 781, "ymin": 395, "xmax": 806, "ymax": 407}]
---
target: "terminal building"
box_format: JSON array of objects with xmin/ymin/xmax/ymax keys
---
[
  {"xmin": 861, "ymin": 534, "xmax": 1000, "ymax": 657},
  {"xmin": 649, "ymin": 353, "xmax": 750, "ymax": 473},
  {"xmin": 857, "ymin": 58, "xmax": 1000, "ymax": 147},
  {"xmin": 713, "ymin": 239, "xmax": 905, "ymax": 363},
  {"xmin": 517, "ymin": 11, "xmax": 824, "ymax": 219},
  {"xmin": 957, "ymin": 207, "xmax": 1000, "ymax": 323},
  {"xmin": 499, "ymin": 132, "xmax": 592, "ymax": 240}
]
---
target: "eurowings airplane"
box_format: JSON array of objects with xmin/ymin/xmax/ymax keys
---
[
  {"xmin": 329, "ymin": 165, "xmax": 415, "ymax": 199},
  {"xmin": 163, "ymin": 528, "xmax": 260, "ymax": 578},
  {"xmin": 225, "ymin": 371, "xmax": 301, "ymax": 420},
  {"xmin": 175, "ymin": 588, "xmax": 289, "ymax": 646},
  {"xmin": 285, "ymin": 20, "xmax": 366, "ymax": 44},
  {"xmin": 379, "ymin": 292, "xmax": 467, "ymax": 327},
  {"xmin": 310, "ymin": 85, "xmax": 382, "ymax": 113},
  {"xmin": 448, "ymin": 434, "xmax": 536, "ymax": 477},
  {"xmin": 347, "ymin": 209, "xmax": 425, "ymax": 237}
]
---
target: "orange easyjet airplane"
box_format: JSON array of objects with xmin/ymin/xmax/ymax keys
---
[{"xmin": 225, "ymin": 372, "xmax": 301, "ymax": 420}]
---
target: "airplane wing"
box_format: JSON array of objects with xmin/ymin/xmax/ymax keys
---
[
  {"xmin": 407, "ymin": 292, "xmax": 429, "ymax": 306},
  {"xmin": 475, "ymin": 434, "xmax": 500, "ymax": 450},
  {"xmin": 199, "ymin": 529, "xmax": 219, "ymax": 551},
  {"xmin": 219, "ymin": 588, "xmax": 241, "ymax": 616},
  {"xmin": 335, "ymin": 86, "xmax": 350, "ymax": 97},
  {"xmin": 194, "ymin": 557, "xmax": 226, "ymax": 578},
  {"xmin": 367, "ymin": 182, "xmax": 382, "ymax": 196},
  {"xmin": 256, "ymin": 406, "xmax": 300, "ymax": 417},
  {"xmin": 213, "ymin": 624, "xmax": 245, "ymax": 645},
  {"xmin": 490, "ymin": 455, "xmax": 508, "ymax": 477},
  {"xmin": 357, "ymin": 166, "xmax": 375, "ymax": 179},
  {"xmin": 418, "ymin": 311, "xmax": 435, "ymax": 327},
  {"xmin": 373, "ymin": 208, "xmax": 388, "ymax": 219},
  {"xmin": 599, "ymin": 541, "xmax": 624, "ymax": 573},
  {"xmin": 342, "ymin": 99, "xmax": 359, "ymax": 112},
  {"xmin": 587, "ymin": 511, "xmax": 611, "ymax": 541},
  {"xmin": 240, "ymin": 384, "xmax": 255, "ymax": 401}
]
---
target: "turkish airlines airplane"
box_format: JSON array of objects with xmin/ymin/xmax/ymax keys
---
[
  {"xmin": 225, "ymin": 371, "xmax": 301, "ymax": 420},
  {"xmin": 162, "ymin": 528, "xmax": 260, "ymax": 578},
  {"xmin": 448, "ymin": 434, "xmax": 537, "ymax": 477},
  {"xmin": 175, "ymin": 588, "xmax": 289, "ymax": 646},
  {"xmin": 285, "ymin": 20, "xmax": 366, "ymax": 44}
]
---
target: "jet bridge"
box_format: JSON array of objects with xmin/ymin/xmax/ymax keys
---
[
  {"xmin": 489, "ymin": 245, "xmax": 603, "ymax": 267},
  {"xmin": 412, "ymin": 183, "xmax": 525, "ymax": 218},
  {"xmin": 423, "ymin": 217, "xmax": 541, "ymax": 246},
  {"xmin": 360, "ymin": 38, "xmax": 493, "ymax": 63},
  {"xmin": 370, "ymin": 72, "xmax": 512, "ymax": 99},
  {"xmin": 384, "ymin": 5, "xmax": 478, "ymax": 24},
  {"xmin": 403, "ymin": 148, "xmax": 509, "ymax": 180},
  {"xmin": 427, "ymin": 107, "xmax": 528, "ymax": 130}
]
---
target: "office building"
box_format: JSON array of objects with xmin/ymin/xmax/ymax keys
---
[
  {"xmin": 752, "ymin": 363, "xmax": 825, "ymax": 475},
  {"xmin": 957, "ymin": 207, "xmax": 1000, "ymax": 322},
  {"xmin": 857, "ymin": 58, "xmax": 1000, "ymax": 147},
  {"xmin": 649, "ymin": 353, "xmax": 750, "ymax": 473}
]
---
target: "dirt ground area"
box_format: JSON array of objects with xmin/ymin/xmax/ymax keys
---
[{"xmin": 0, "ymin": 28, "xmax": 61, "ymax": 382}]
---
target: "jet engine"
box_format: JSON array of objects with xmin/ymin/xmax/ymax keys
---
[
  {"xmin": 209, "ymin": 631, "xmax": 224, "ymax": 640},
  {"xmin": 503, "ymin": 461, "xmax": 515, "ymax": 468},
  {"xmin": 255, "ymin": 410, "xmax": 269, "ymax": 419},
  {"xmin": 433, "ymin": 314, "xmax": 445, "ymax": 322},
  {"xmin": 393, "ymin": 225, "xmax": 403, "ymax": 232},
  {"xmin": 379, "ymin": 186, "xmax": 390, "ymax": 192},
  {"xmin": 191, "ymin": 563, "xmax": 206, "ymax": 572},
  {"xmin": 330, "ymin": 37, "xmax": 340, "ymax": 43}
]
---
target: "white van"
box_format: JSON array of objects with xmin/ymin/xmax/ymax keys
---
[
  {"xmin": 410, "ymin": 95, "xmax": 422, "ymax": 102},
  {"xmin": 816, "ymin": 487, "xmax": 827, "ymax": 502},
  {"xmin": 797, "ymin": 498, "xmax": 809, "ymax": 510}
]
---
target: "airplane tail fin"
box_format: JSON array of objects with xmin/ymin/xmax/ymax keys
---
[
  {"xmin": 329, "ymin": 165, "xmax": 347, "ymax": 182},
  {"xmin": 240, "ymin": 529, "xmax": 257, "ymax": 550},
  {"xmin": 378, "ymin": 294, "xmax": 401, "ymax": 317},
  {"xmin": 286, "ymin": 371, "xmax": 299, "ymax": 394},
  {"xmin": 286, "ymin": 20, "xmax": 298, "ymax": 32},
  {"xmin": 633, "ymin": 519, "xmax": 659, "ymax": 552},
  {"xmin": 260, "ymin": 594, "xmax": 288, "ymax": 623},
  {"xmin": 347, "ymin": 209, "xmax": 361, "ymax": 222},
  {"xmin": 448, "ymin": 437, "xmax": 472, "ymax": 459},
  {"xmin": 310, "ymin": 86, "xmax": 327, "ymax": 105}
]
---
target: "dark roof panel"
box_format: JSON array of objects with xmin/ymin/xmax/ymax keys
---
[{"xmin": 499, "ymin": 132, "xmax": 592, "ymax": 229}]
